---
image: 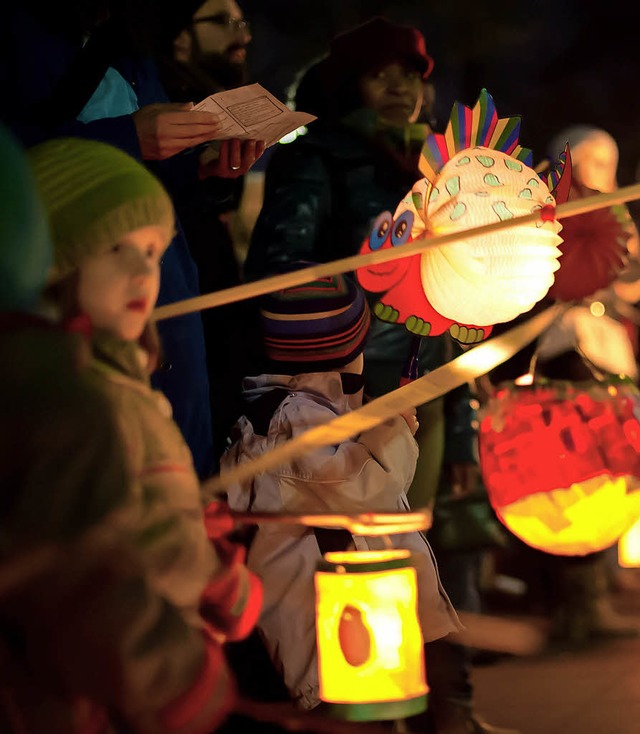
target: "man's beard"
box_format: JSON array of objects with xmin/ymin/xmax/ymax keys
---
[{"xmin": 193, "ymin": 48, "xmax": 248, "ymax": 90}]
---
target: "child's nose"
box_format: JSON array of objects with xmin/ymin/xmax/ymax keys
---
[
  {"xmin": 387, "ymin": 78, "xmax": 412, "ymax": 95},
  {"xmin": 131, "ymin": 255, "xmax": 153, "ymax": 279}
]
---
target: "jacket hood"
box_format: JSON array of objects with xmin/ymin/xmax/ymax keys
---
[{"xmin": 242, "ymin": 371, "xmax": 365, "ymax": 414}]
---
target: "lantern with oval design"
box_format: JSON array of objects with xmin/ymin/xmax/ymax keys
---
[{"xmin": 314, "ymin": 549, "xmax": 427, "ymax": 721}]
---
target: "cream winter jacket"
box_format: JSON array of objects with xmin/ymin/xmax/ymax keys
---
[
  {"xmin": 89, "ymin": 333, "xmax": 220, "ymax": 623},
  {"xmin": 221, "ymin": 370, "xmax": 462, "ymax": 710}
]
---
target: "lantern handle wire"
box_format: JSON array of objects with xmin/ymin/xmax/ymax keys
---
[
  {"xmin": 526, "ymin": 349, "xmax": 539, "ymax": 380},
  {"xmin": 523, "ymin": 337, "xmax": 608, "ymax": 385},
  {"xmin": 574, "ymin": 345, "xmax": 609, "ymax": 382},
  {"xmin": 525, "ymin": 299, "xmax": 621, "ymax": 383},
  {"xmin": 520, "ymin": 301, "xmax": 574, "ymax": 383}
]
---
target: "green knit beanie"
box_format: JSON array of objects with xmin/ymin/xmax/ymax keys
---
[{"xmin": 26, "ymin": 138, "xmax": 175, "ymax": 280}]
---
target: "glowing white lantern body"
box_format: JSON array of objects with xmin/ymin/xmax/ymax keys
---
[{"xmin": 409, "ymin": 148, "xmax": 563, "ymax": 325}]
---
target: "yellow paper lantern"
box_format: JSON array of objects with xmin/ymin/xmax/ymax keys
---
[{"xmin": 314, "ymin": 549, "xmax": 427, "ymax": 721}]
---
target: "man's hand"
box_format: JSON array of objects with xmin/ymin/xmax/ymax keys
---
[
  {"xmin": 199, "ymin": 138, "xmax": 266, "ymax": 179},
  {"xmin": 133, "ymin": 103, "xmax": 222, "ymax": 160}
]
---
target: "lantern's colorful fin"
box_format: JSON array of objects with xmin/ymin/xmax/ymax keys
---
[
  {"xmin": 419, "ymin": 89, "xmax": 533, "ymax": 182},
  {"xmin": 539, "ymin": 143, "xmax": 573, "ymax": 204}
]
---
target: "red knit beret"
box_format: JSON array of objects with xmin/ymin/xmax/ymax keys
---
[{"xmin": 324, "ymin": 16, "xmax": 434, "ymax": 83}]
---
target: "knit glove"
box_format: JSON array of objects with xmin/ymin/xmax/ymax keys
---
[{"xmin": 201, "ymin": 500, "xmax": 263, "ymax": 641}]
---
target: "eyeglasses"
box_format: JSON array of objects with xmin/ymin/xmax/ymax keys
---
[{"xmin": 192, "ymin": 13, "xmax": 250, "ymax": 34}]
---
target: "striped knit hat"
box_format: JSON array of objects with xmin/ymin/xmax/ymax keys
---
[
  {"xmin": 26, "ymin": 138, "xmax": 175, "ymax": 280},
  {"xmin": 260, "ymin": 271, "xmax": 371, "ymax": 373}
]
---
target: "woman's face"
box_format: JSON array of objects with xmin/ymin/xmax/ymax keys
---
[{"xmin": 358, "ymin": 60, "xmax": 423, "ymax": 127}]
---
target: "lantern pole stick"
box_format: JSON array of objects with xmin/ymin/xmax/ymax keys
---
[
  {"xmin": 452, "ymin": 611, "xmax": 547, "ymax": 656},
  {"xmin": 153, "ymin": 183, "xmax": 640, "ymax": 322},
  {"xmin": 229, "ymin": 508, "xmax": 432, "ymax": 535}
]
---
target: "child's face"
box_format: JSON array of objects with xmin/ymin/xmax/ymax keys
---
[{"xmin": 78, "ymin": 225, "xmax": 166, "ymax": 341}]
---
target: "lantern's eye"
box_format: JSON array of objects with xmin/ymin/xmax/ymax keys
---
[
  {"xmin": 369, "ymin": 212, "xmax": 393, "ymax": 250},
  {"xmin": 391, "ymin": 211, "xmax": 414, "ymax": 247}
]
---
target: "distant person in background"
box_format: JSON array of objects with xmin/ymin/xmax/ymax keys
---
[
  {"xmin": 540, "ymin": 124, "xmax": 639, "ymax": 382},
  {"xmin": 0, "ymin": 122, "xmax": 243, "ymax": 734},
  {"xmin": 483, "ymin": 125, "xmax": 640, "ymax": 649},
  {"xmin": 159, "ymin": 0, "xmax": 252, "ymax": 97},
  {"xmin": 154, "ymin": 0, "xmax": 266, "ymax": 464},
  {"xmin": 547, "ymin": 125, "xmax": 640, "ymax": 361}
]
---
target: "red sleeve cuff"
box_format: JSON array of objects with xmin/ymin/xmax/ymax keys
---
[
  {"xmin": 200, "ymin": 565, "xmax": 263, "ymax": 642},
  {"xmin": 159, "ymin": 627, "xmax": 236, "ymax": 733}
]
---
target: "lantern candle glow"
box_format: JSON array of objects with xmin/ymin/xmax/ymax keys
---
[{"xmin": 314, "ymin": 549, "xmax": 427, "ymax": 721}]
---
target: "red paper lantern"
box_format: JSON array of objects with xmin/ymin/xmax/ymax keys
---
[
  {"xmin": 546, "ymin": 181, "xmax": 631, "ymax": 302},
  {"xmin": 479, "ymin": 376, "xmax": 640, "ymax": 555}
]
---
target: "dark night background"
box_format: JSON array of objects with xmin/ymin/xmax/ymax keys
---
[{"xmin": 239, "ymin": 0, "xmax": 640, "ymax": 218}]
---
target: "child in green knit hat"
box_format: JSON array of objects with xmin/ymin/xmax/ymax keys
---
[
  {"xmin": 27, "ymin": 137, "xmax": 263, "ymax": 729},
  {"xmin": 0, "ymin": 124, "xmax": 249, "ymax": 734}
]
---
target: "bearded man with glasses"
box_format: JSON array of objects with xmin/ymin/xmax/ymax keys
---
[{"xmin": 166, "ymin": 0, "xmax": 252, "ymax": 93}]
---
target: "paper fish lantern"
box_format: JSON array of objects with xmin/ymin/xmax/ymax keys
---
[
  {"xmin": 357, "ymin": 89, "xmax": 569, "ymax": 345},
  {"xmin": 479, "ymin": 376, "xmax": 640, "ymax": 555},
  {"xmin": 314, "ymin": 549, "xmax": 427, "ymax": 721}
]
